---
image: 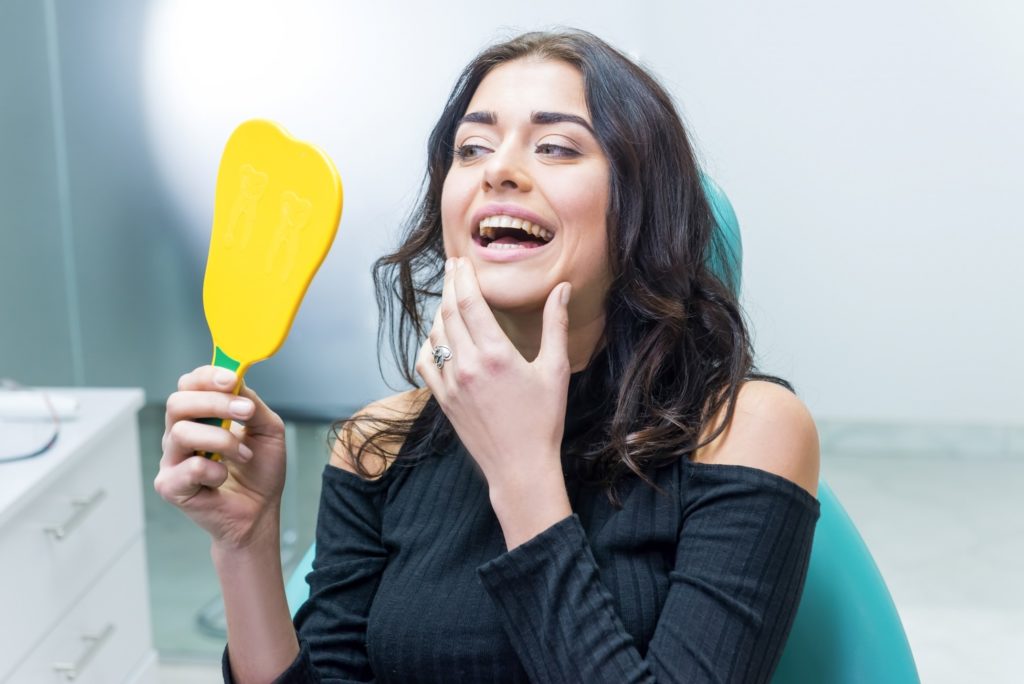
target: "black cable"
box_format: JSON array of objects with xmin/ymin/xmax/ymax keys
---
[{"xmin": 0, "ymin": 378, "xmax": 61, "ymax": 464}]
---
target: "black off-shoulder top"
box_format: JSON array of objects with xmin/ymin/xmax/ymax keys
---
[{"xmin": 223, "ymin": 355, "xmax": 820, "ymax": 683}]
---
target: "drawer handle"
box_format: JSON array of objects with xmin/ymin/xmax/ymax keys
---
[
  {"xmin": 44, "ymin": 488, "xmax": 107, "ymax": 540},
  {"xmin": 51, "ymin": 623, "xmax": 115, "ymax": 680}
]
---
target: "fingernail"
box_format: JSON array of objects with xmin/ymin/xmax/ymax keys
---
[
  {"xmin": 561, "ymin": 283, "xmax": 572, "ymax": 305},
  {"xmin": 456, "ymin": 257, "xmax": 464, "ymax": 270},
  {"xmin": 238, "ymin": 443, "xmax": 253, "ymax": 461},
  {"xmin": 215, "ymin": 369, "xmax": 235, "ymax": 387},
  {"xmin": 445, "ymin": 258, "xmax": 452, "ymax": 273},
  {"xmin": 230, "ymin": 398, "xmax": 253, "ymax": 416}
]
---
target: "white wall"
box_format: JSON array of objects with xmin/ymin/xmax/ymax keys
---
[
  {"xmin": 140, "ymin": 0, "xmax": 1023, "ymax": 423},
  {"xmin": 671, "ymin": 2, "xmax": 1024, "ymax": 425}
]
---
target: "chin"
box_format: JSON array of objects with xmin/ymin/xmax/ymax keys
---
[
  {"xmin": 483, "ymin": 292, "xmax": 544, "ymax": 311},
  {"xmin": 479, "ymin": 284, "xmax": 547, "ymax": 314}
]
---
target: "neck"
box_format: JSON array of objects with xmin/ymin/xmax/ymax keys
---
[{"xmin": 491, "ymin": 300, "xmax": 606, "ymax": 372}]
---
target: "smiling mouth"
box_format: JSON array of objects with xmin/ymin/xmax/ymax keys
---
[{"xmin": 474, "ymin": 215, "xmax": 554, "ymax": 249}]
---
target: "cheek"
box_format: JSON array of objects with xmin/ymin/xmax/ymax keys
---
[
  {"xmin": 552, "ymin": 169, "xmax": 608, "ymax": 224},
  {"xmin": 440, "ymin": 177, "xmax": 455, "ymax": 226},
  {"xmin": 571, "ymin": 197, "xmax": 612, "ymax": 282},
  {"xmin": 439, "ymin": 177, "xmax": 464, "ymax": 253},
  {"xmin": 580, "ymin": 237, "xmax": 611, "ymax": 281},
  {"xmin": 560, "ymin": 188, "xmax": 609, "ymax": 253}
]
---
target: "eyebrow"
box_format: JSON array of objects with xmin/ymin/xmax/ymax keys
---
[{"xmin": 455, "ymin": 110, "xmax": 596, "ymax": 136}]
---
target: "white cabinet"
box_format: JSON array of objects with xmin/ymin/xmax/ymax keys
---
[{"xmin": 0, "ymin": 388, "xmax": 157, "ymax": 683}]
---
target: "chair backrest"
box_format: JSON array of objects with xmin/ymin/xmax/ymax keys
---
[
  {"xmin": 286, "ymin": 542, "xmax": 317, "ymax": 616},
  {"xmin": 698, "ymin": 178, "xmax": 919, "ymax": 683},
  {"xmin": 286, "ymin": 178, "xmax": 920, "ymax": 683},
  {"xmin": 773, "ymin": 482, "xmax": 920, "ymax": 683}
]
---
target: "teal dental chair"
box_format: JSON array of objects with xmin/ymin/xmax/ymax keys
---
[{"xmin": 284, "ymin": 178, "xmax": 920, "ymax": 683}]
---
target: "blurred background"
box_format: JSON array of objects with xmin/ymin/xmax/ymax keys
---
[{"xmin": 1, "ymin": 0, "xmax": 1021, "ymax": 681}]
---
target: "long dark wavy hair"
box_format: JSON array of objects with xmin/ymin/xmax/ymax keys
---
[{"xmin": 329, "ymin": 29, "xmax": 790, "ymax": 507}]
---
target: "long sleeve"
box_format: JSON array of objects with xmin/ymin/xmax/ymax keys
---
[
  {"xmin": 222, "ymin": 464, "xmax": 391, "ymax": 683},
  {"xmin": 475, "ymin": 462, "xmax": 820, "ymax": 684}
]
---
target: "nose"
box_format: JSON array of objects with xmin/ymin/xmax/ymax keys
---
[{"xmin": 481, "ymin": 142, "xmax": 533, "ymax": 193}]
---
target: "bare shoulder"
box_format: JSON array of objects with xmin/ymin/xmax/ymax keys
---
[
  {"xmin": 692, "ymin": 380, "xmax": 820, "ymax": 497},
  {"xmin": 329, "ymin": 387, "xmax": 431, "ymax": 480}
]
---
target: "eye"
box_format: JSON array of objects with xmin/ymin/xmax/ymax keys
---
[
  {"xmin": 536, "ymin": 143, "xmax": 580, "ymax": 158},
  {"xmin": 454, "ymin": 143, "xmax": 489, "ymax": 161}
]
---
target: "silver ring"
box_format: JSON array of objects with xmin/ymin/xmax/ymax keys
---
[{"xmin": 432, "ymin": 345, "xmax": 453, "ymax": 370}]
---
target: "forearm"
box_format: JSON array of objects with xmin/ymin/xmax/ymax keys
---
[
  {"xmin": 212, "ymin": 518, "xmax": 299, "ymax": 684},
  {"xmin": 478, "ymin": 513, "xmax": 656, "ymax": 683},
  {"xmin": 489, "ymin": 467, "xmax": 572, "ymax": 551}
]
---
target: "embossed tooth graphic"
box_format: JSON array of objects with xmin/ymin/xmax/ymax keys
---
[
  {"xmin": 266, "ymin": 190, "xmax": 313, "ymax": 281},
  {"xmin": 225, "ymin": 164, "xmax": 268, "ymax": 249}
]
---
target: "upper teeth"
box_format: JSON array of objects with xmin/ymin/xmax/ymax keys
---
[{"xmin": 479, "ymin": 215, "xmax": 553, "ymax": 242}]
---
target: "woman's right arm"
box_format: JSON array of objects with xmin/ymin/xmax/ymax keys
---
[
  {"xmin": 157, "ymin": 367, "xmax": 421, "ymax": 683},
  {"xmin": 156, "ymin": 365, "xmax": 298, "ymax": 683}
]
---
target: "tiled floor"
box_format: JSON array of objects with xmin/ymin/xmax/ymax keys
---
[
  {"xmin": 820, "ymin": 450, "xmax": 1024, "ymax": 684},
  {"xmin": 142, "ymin": 408, "xmax": 1024, "ymax": 683}
]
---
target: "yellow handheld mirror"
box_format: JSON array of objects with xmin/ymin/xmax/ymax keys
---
[{"xmin": 195, "ymin": 119, "xmax": 342, "ymax": 460}]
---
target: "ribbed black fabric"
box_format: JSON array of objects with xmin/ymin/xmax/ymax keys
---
[{"xmin": 223, "ymin": 369, "xmax": 820, "ymax": 683}]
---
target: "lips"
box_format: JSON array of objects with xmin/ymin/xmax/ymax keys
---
[
  {"xmin": 478, "ymin": 215, "xmax": 552, "ymax": 242},
  {"xmin": 470, "ymin": 204, "xmax": 555, "ymax": 240}
]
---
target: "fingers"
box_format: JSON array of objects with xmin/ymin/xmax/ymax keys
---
[
  {"xmin": 153, "ymin": 454, "xmax": 229, "ymax": 506},
  {"xmin": 169, "ymin": 365, "xmax": 244, "ymax": 430},
  {"xmin": 177, "ymin": 364, "xmax": 240, "ymax": 393},
  {"xmin": 419, "ymin": 275, "xmax": 451, "ymax": 393},
  {"xmin": 161, "ymin": 418, "xmax": 253, "ymax": 468},
  {"xmin": 439, "ymin": 257, "xmax": 472, "ymax": 353},
  {"xmin": 164, "ymin": 365, "xmax": 263, "ymax": 465},
  {"xmin": 416, "ymin": 335, "xmax": 444, "ymax": 398},
  {"xmin": 538, "ymin": 282, "xmax": 572, "ymax": 372},
  {"xmin": 451, "ymin": 257, "xmax": 507, "ymax": 348},
  {"xmin": 233, "ymin": 380, "xmax": 284, "ymax": 436},
  {"xmin": 428, "ymin": 293, "xmax": 449, "ymax": 352},
  {"xmin": 165, "ymin": 388, "xmax": 253, "ymax": 432},
  {"xmin": 170, "ymin": 366, "xmax": 282, "ymax": 435}
]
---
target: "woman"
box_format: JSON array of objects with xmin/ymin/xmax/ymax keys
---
[{"xmin": 157, "ymin": 29, "xmax": 820, "ymax": 683}]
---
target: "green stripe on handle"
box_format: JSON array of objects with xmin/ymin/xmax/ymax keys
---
[{"xmin": 196, "ymin": 346, "xmax": 242, "ymax": 461}]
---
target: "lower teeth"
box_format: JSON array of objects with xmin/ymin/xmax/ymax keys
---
[{"xmin": 486, "ymin": 242, "xmax": 529, "ymax": 249}]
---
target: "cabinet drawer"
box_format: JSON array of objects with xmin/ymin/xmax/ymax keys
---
[
  {"xmin": 0, "ymin": 417, "xmax": 144, "ymax": 679},
  {"xmin": 6, "ymin": 537, "xmax": 154, "ymax": 684},
  {"xmin": 123, "ymin": 650, "xmax": 159, "ymax": 684}
]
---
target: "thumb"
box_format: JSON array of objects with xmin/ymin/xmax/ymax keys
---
[
  {"xmin": 235, "ymin": 380, "xmax": 284, "ymax": 437},
  {"xmin": 537, "ymin": 282, "xmax": 571, "ymax": 370}
]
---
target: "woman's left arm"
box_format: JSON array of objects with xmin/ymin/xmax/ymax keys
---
[
  {"xmin": 415, "ymin": 257, "xmax": 576, "ymax": 549},
  {"xmin": 476, "ymin": 388, "xmax": 821, "ymax": 684},
  {"xmin": 419, "ymin": 258, "xmax": 821, "ymax": 682},
  {"xmin": 476, "ymin": 464, "xmax": 819, "ymax": 684}
]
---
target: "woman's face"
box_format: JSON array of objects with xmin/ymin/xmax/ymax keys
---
[{"xmin": 441, "ymin": 58, "xmax": 612, "ymax": 316}]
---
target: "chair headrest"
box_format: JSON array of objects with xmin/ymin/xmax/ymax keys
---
[{"xmin": 701, "ymin": 176, "xmax": 743, "ymax": 297}]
